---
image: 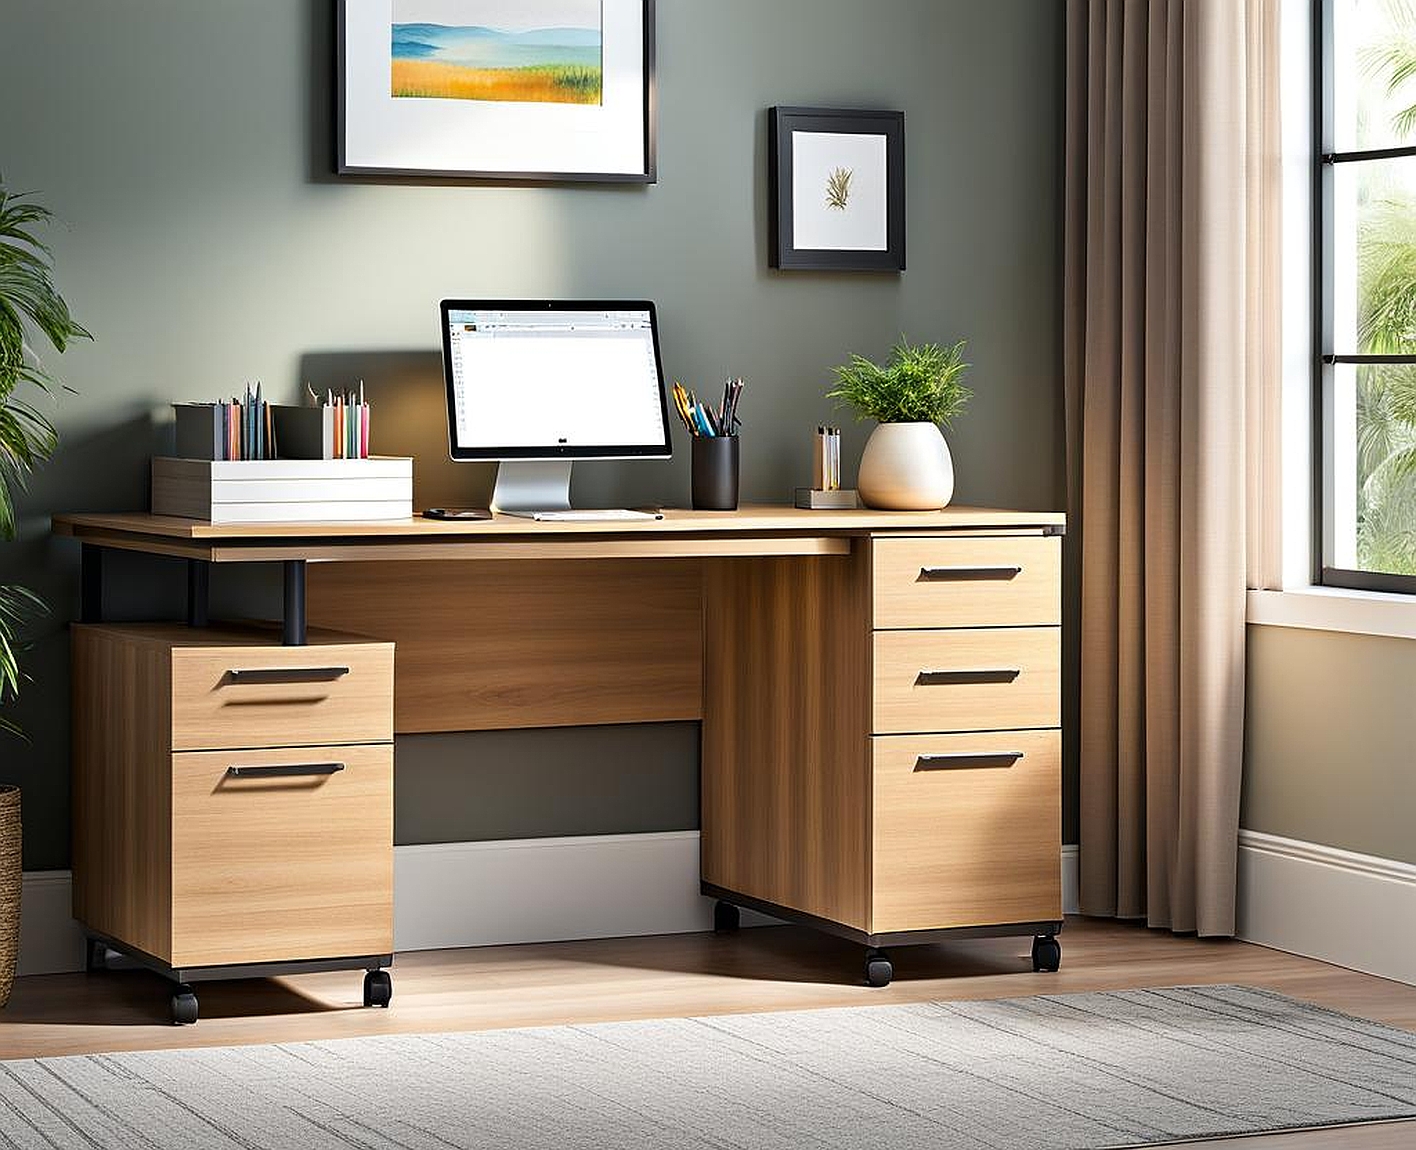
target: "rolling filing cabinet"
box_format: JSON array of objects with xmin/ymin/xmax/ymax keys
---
[
  {"xmin": 702, "ymin": 529, "xmax": 1064, "ymax": 986},
  {"xmin": 71, "ymin": 622, "xmax": 395, "ymax": 1023}
]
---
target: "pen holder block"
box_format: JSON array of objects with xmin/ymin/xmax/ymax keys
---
[{"xmin": 691, "ymin": 436, "xmax": 740, "ymax": 511}]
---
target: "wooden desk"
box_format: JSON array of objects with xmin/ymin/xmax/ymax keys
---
[{"xmin": 56, "ymin": 504, "xmax": 1066, "ymax": 1014}]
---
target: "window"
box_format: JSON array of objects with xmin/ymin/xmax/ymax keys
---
[{"xmin": 1318, "ymin": 0, "xmax": 1416, "ymax": 591}]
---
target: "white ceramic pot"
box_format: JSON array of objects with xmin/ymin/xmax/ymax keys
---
[{"xmin": 856, "ymin": 422, "xmax": 955, "ymax": 510}]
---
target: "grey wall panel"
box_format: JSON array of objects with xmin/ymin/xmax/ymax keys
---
[
  {"xmin": 395, "ymin": 725, "xmax": 701, "ymax": 846},
  {"xmin": 1244, "ymin": 625, "xmax": 1416, "ymax": 865}
]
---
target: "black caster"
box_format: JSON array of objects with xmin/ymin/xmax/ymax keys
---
[
  {"xmin": 171, "ymin": 984, "xmax": 199, "ymax": 1026},
  {"xmin": 1031, "ymin": 935, "xmax": 1061, "ymax": 973},
  {"xmin": 713, "ymin": 900, "xmax": 740, "ymax": 934},
  {"xmin": 364, "ymin": 969, "xmax": 393, "ymax": 1008},
  {"xmin": 84, "ymin": 937, "xmax": 111, "ymax": 973},
  {"xmin": 864, "ymin": 948, "xmax": 893, "ymax": 988}
]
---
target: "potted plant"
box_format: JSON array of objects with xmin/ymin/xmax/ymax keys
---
[
  {"xmin": 0, "ymin": 177, "xmax": 88, "ymax": 1007},
  {"xmin": 827, "ymin": 337, "xmax": 971, "ymax": 510}
]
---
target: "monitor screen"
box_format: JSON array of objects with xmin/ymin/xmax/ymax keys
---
[{"xmin": 440, "ymin": 300, "xmax": 672, "ymax": 461}]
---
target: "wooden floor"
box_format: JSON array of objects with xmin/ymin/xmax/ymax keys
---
[{"xmin": 1, "ymin": 917, "xmax": 1413, "ymax": 1147}]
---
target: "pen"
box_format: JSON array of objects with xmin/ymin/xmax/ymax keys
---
[{"xmin": 672, "ymin": 378, "xmax": 745, "ymax": 437}]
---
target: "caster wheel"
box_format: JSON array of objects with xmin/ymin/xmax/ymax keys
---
[
  {"xmin": 84, "ymin": 938, "xmax": 111, "ymax": 973},
  {"xmin": 364, "ymin": 969, "xmax": 393, "ymax": 1009},
  {"xmin": 713, "ymin": 900, "xmax": 740, "ymax": 934},
  {"xmin": 171, "ymin": 985, "xmax": 199, "ymax": 1026},
  {"xmin": 1031, "ymin": 935, "xmax": 1061, "ymax": 973},
  {"xmin": 864, "ymin": 948, "xmax": 893, "ymax": 988}
]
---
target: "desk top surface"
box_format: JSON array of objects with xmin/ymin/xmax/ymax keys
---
[{"xmin": 54, "ymin": 504, "xmax": 1065, "ymax": 542}]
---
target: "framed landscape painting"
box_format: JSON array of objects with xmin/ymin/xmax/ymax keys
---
[
  {"xmin": 768, "ymin": 107, "xmax": 906, "ymax": 271},
  {"xmin": 338, "ymin": 0, "xmax": 656, "ymax": 182}
]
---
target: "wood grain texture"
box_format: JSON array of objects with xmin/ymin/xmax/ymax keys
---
[
  {"xmin": 208, "ymin": 536, "xmax": 851, "ymax": 564},
  {"xmin": 871, "ymin": 627, "xmax": 1061, "ymax": 734},
  {"xmin": 53, "ymin": 505, "xmax": 1067, "ymax": 542},
  {"xmin": 71, "ymin": 626, "xmax": 174, "ymax": 962},
  {"xmin": 170, "ymin": 640, "xmax": 393, "ymax": 751},
  {"xmin": 871, "ymin": 535, "xmax": 1062, "ymax": 629},
  {"xmin": 149, "ymin": 458, "xmax": 213, "ymax": 521},
  {"xmin": 870, "ymin": 731, "xmax": 1062, "ymax": 933},
  {"xmin": 307, "ymin": 559, "xmax": 703, "ymax": 733},
  {"xmin": 170, "ymin": 744, "xmax": 393, "ymax": 967},
  {"xmin": 72, "ymin": 623, "xmax": 395, "ymax": 969},
  {"xmin": 76, "ymin": 622, "xmax": 384, "ymax": 650},
  {"xmin": 4, "ymin": 915, "xmax": 1414, "ymax": 1150},
  {"xmin": 701, "ymin": 546, "xmax": 874, "ymax": 931}
]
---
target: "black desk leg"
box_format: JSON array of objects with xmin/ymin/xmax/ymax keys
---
[
  {"xmin": 80, "ymin": 545, "xmax": 104, "ymax": 624},
  {"xmin": 187, "ymin": 560, "xmax": 210, "ymax": 629},
  {"xmin": 283, "ymin": 560, "xmax": 307, "ymax": 646}
]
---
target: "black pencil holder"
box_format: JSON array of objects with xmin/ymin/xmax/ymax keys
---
[{"xmin": 691, "ymin": 435, "xmax": 740, "ymax": 511}]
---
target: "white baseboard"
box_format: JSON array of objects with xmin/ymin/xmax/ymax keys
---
[
  {"xmin": 17, "ymin": 836, "xmax": 1082, "ymax": 976},
  {"xmin": 1237, "ymin": 829, "xmax": 1416, "ymax": 986},
  {"xmin": 393, "ymin": 831, "xmax": 754, "ymax": 951}
]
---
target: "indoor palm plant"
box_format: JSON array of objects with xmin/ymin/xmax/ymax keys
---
[
  {"xmin": 0, "ymin": 177, "xmax": 88, "ymax": 1006},
  {"xmin": 828, "ymin": 337, "xmax": 971, "ymax": 510}
]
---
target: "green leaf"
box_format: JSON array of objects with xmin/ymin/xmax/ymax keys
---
[
  {"xmin": 0, "ymin": 584, "xmax": 44, "ymax": 727},
  {"xmin": 826, "ymin": 337, "xmax": 973, "ymax": 427},
  {"xmin": 0, "ymin": 174, "xmax": 86, "ymax": 736}
]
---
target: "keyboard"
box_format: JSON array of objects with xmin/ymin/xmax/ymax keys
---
[{"xmin": 529, "ymin": 509, "xmax": 660, "ymax": 522}]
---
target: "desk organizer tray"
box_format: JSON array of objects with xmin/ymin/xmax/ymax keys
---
[{"xmin": 151, "ymin": 456, "xmax": 413, "ymax": 524}]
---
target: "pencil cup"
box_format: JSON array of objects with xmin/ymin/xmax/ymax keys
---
[{"xmin": 691, "ymin": 436, "xmax": 740, "ymax": 511}]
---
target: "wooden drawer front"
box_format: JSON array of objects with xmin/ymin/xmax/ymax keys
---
[
  {"xmin": 872, "ymin": 536, "xmax": 1060, "ymax": 629},
  {"xmin": 170, "ymin": 641, "xmax": 393, "ymax": 751},
  {"xmin": 872, "ymin": 628, "xmax": 1059, "ymax": 734},
  {"xmin": 170, "ymin": 744, "xmax": 393, "ymax": 966},
  {"xmin": 871, "ymin": 730, "xmax": 1062, "ymax": 933}
]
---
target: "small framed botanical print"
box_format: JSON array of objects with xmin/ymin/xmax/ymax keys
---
[
  {"xmin": 768, "ymin": 107, "xmax": 906, "ymax": 271},
  {"xmin": 338, "ymin": 0, "xmax": 656, "ymax": 183}
]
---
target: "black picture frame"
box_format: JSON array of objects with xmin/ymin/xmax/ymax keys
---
[
  {"xmin": 768, "ymin": 106, "xmax": 906, "ymax": 271},
  {"xmin": 336, "ymin": 0, "xmax": 657, "ymax": 184}
]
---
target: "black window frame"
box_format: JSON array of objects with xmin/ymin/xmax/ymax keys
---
[{"xmin": 1316, "ymin": 0, "xmax": 1416, "ymax": 594}]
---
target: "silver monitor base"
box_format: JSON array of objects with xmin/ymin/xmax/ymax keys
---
[{"xmin": 491, "ymin": 461, "xmax": 573, "ymax": 515}]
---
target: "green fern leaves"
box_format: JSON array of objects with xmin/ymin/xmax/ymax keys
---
[{"xmin": 827, "ymin": 338, "xmax": 972, "ymax": 427}]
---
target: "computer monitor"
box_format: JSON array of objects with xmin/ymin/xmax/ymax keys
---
[{"xmin": 439, "ymin": 299, "xmax": 672, "ymax": 514}]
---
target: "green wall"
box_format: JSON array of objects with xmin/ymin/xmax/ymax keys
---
[
  {"xmin": 1243, "ymin": 625, "xmax": 1416, "ymax": 865},
  {"xmin": 0, "ymin": 0, "xmax": 1066, "ymax": 870}
]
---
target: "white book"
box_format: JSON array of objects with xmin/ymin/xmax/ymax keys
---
[
  {"xmin": 209, "ymin": 500, "xmax": 413, "ymax": 525},
  {"xmin": 202, "ymin": 458, "xmax": 411, "ymax": 480},
  {"xmin": 209, "ymin": 477, "xmax": 412, "ymax": 503}
]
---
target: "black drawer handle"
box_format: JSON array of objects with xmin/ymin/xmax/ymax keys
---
[
  {"xmin": 915, "ymin": 752, "xmax": 1025, "ymax": 771},
  {"xmin": 918, "ymin": 565, "xmax": 1022, "ymax": 582},
  {"xmin": 916, "ymin": 667, "xmax": 1022, "ymax": 686},
  {"xmin": 226, "ymin": 763, "xmax": 346, "ymax": 779},
  {"xmin": 226, "ymin": 666, "xmax": 351, "ymax": 685}
]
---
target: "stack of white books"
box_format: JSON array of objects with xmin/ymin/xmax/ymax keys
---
[{"xmin": 151, "ymin": 456, "xmax": 414, "ymax": 524}]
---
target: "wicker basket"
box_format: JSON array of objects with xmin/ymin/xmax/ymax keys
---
[{"xmin": 0, "ymin": 786, "xmax": 19, "ymax": 1009}]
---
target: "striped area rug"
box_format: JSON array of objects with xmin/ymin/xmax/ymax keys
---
[{"xmin": 1, "ymin": 985, "xmax": 1413, "ymax": 1148}]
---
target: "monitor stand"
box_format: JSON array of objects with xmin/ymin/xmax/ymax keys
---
[{"xmin": 491, "ymin": 460, "xmax": 573, "ymax": 515}]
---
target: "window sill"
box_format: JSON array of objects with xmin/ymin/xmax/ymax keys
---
[{"xmin": 1247, "ymin": 587, "xmax": 1416, "ymax": 640}]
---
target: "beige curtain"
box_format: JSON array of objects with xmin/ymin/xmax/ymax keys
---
[{"xmin": 1063, "ymin": 0, "xmax": 1282, "ymax": 936}]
